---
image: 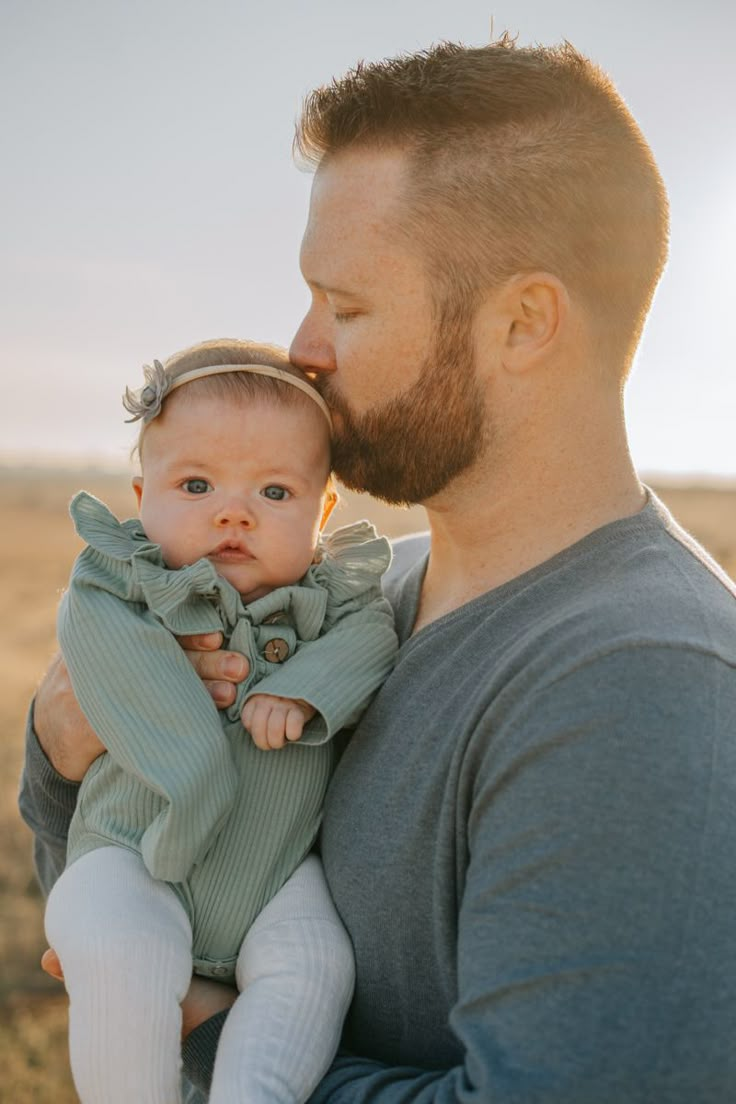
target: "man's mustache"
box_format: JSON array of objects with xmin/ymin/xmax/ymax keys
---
[{"xmin": 313, "ymin": 377, "xmax": 350, "ymax": 419}]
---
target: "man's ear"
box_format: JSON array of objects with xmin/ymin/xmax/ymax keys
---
[
  {"xmin": 320, "ymin": 487, "xmax": 339, "ymax": 530},
  {"xmin": 502, "ymin": 272, "xmax": 568, "ymax": 370},
  {"xmin": 132, "ymin": 476, "xmax": 144, "ymax": 509},
  {"xmin": 475, "ymin": 272, "xmax": 568, "ymax": 375}
]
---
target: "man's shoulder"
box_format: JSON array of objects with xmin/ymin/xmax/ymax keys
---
[
  {"xmin": 589, "ymin": 497, "xmax": 734, "ymax": 636},
  {"xmin": 521, "ymin": 498, "xmax": 736, "ymax": 674},
  {"xmin": 381, "ymin": 504, "xmax": 736, "ymax": 662},
  {"xmin": 386, "ymin": 532, "xmax": 430, "ymax": 585}
]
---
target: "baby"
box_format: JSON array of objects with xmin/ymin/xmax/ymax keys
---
[{"xmin": 44, "ymin": 339, "xmax": 398, "ymax": 1104}]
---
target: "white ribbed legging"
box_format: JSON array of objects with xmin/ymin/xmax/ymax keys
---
[{"xmin": 45, "ymin": 848, "xmax": 355, "ymax": 1104}]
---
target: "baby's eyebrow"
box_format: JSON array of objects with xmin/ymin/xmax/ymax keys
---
[{"xmin": 262, "ymin": 470, "xmax": 312, "ymax": 486}]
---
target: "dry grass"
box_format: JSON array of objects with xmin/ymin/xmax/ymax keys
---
[{"xmin": 2, "ymin": 466, "xmax": 734, "ymax": 1100}]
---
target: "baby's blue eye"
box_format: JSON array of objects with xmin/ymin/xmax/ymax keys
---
[
  {"xmin": 261, "ymin": 485, "xmax": 289, "ymax": 501},
  {"xmin": 183, "ymin": 478, "xmax": 212, "ymax": 495}
]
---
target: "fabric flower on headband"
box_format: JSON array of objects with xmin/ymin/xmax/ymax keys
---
[
  {"xmin": 122, "ymin": 359, "xmax": 333, "ymax": 429},
  {"xmin": 122, "ymin": 360, "xmax": 172, "ymax": 424}
]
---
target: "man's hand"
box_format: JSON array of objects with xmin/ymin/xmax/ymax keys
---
[
  {"xmin": 179, "ymin": 975, "xmax": 238, "ymax": 1040},
  {"xmin": 41, "ymin": 947, "xmax": 64, "ymax": 981},
  {"xmin": 33, "ymin": 653, "xmax": 105, "ymax": 781},
  {"xmin": 41, "ymin": 948, "xmax": 236, "ymax": 1040},
  {"xmin": 177, "ymin": 633, "xmax": 250, "ymax": 709},
  {"xmin": 242, "ymin": 695, "xmax": 317, "ymax": 750}
]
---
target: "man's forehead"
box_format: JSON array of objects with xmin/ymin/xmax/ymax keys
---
[
  {"xmin": 300, "ymin": 149, "xmax": 411, "ymax": 273},
  {"xmin": 308, "ymin": 148, "xmax": 408, "ymax": 224}
]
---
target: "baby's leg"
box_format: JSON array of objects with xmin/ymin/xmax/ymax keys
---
[
  {"xmin": 45, "ymin": 846, "xmax": 193, "ymax": 1104},
  {"xmin": 209, "ymin": 854, "xmax": 355, "ymax": 1104}
]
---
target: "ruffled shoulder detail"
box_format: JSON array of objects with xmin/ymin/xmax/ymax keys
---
[
  {"xmin": 310, "ymin": 520, "xmax": 392, "ymax": 602},
  {"xmin": 70, "ymin": 490, "xmax": 159, "ymax": 561},
  {"xmin": 69, "ymin": 490, "xmax": 234, "ymax": 635},
  {"xmin": 131, "ymin": 556, "xmax": 233, "ymax": 636}
]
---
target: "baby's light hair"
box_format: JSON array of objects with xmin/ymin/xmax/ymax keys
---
[{"xmin": 127, "ymin": 339, "xmax": 328, "ymax": 462}]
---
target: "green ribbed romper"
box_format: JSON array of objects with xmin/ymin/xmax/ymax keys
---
[{"xmin": 58, "ymin": 491, "xmax": 398, "ymax": 978}]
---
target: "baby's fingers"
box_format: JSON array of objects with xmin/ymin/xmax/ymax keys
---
[
  {"xmin": 242, "ymin": 697, "xmax": 273, "ymax": 751},
  {"xmin": 241, "ymin": 698, "xmax": 256, "ymax": 730},
  {"xmin": 243, "ymin": 695, "xmax": 308, "ymax": 750},
  {"xmin": 285, "ymin": 706, "xmax": 306, "ymax": 743},
  {"xmin": 243, "ymin": 696, "xmax": 289, "ymax": 750},
  {"xmin": 265, "ymin": 705, "xmax": 289, "ymax": 750}
]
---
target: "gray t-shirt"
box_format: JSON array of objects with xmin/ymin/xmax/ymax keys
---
[
  {"xmin": 315, "ymin": 493, "xmax": 736, "ymax": 1102},
  {"xmin": 20, "ymin": 493, "xmax": 736, "ymax": 1102}
]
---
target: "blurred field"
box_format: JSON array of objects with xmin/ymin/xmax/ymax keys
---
[{"xmin": 2, "ymin": 466, "xmax": 735, "ymax": 1101}]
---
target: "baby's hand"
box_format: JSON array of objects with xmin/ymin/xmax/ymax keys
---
[{"xmin": 242, "ymin": 695, "xmax": 316, "ymax": 751}]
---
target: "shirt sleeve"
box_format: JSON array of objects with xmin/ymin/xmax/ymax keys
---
[
  {"xmin": 17, "ymin": 705, "xmax": 80, "ymax": 895},
  {"xmin": 307, "ymin": 644, "xmax": 736, "ymax": 1102},
  {"xmin": 181, "ymin": 1012, "xmax": 229, "ymax": 1096}
]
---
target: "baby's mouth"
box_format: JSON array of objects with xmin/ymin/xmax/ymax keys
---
[{"xmin": 209, "ymin": 540, "xmax": 254, "ymax": 562}]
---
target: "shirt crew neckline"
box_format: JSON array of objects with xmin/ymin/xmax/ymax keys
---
[{"xmin": 392, "ymin": 489, "xmax": 672, "ymax": 649}]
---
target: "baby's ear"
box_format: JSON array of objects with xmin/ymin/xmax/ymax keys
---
[
  {"xmin": 320, "ymin": 488, "xmax": 339, "ymax": 530},
  {"xmin": 131, "ymin": 476, "xmax": 144, "ymax": 509}
]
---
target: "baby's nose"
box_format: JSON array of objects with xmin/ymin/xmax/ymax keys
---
[{"xmin": 214, "ymin": 498, "xmax": 254, "ymax": 527}]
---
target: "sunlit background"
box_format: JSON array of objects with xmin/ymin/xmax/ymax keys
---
[{"xmin": 2, "ymin": 0, "xmax": 734, "ymax": 478}]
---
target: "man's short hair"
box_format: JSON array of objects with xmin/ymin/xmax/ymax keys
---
[{"xmin": 296, "ymin": 37, "xmax": 669, "ymax": 370}]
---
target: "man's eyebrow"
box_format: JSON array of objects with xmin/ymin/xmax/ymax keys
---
[{"xmin": 308, "ymin": 278, "xmax": 362, "ymax": 297}]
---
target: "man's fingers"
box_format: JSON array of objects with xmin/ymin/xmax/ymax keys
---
[
  {"xmin": 183, "ymin": 648, "xmax": 249, "ymax": 683},
  {"xmin": 179, "ymin": 640, "xmax": 248, "ymax": 707},
  {"xmin": 181, "ymin": 975, "xmax": 238, "ymax": 1041},
  {"xmin": 203, "ymin": 680, "xmax": 238, "ymax": 708},
  {"xmin": 41, "ymin": 948, "xmax": 64, "ymax": 981},
  {"xmin": 176, "ymin": 632, "xmax": 224, "ymax": 651}
]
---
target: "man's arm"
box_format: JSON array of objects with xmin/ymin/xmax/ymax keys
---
[{"xmin": 19, "ymin": 708, "xmax": 80, "ymax": 895}]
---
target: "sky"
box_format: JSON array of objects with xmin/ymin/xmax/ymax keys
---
[{"xmin": 2, "ymin": 0, "xmax": 735, "ymax": 477}]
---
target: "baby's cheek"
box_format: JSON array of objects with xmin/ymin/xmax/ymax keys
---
[{"xmin": 139, "ymin": 505, "xmax": 188, "ymax": 568}]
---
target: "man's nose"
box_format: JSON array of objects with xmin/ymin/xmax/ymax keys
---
[
  {"xmin": 289, "ymin": 311, "xmax": 336, "ymax": 377},
  {"xmin": 214, "ymin": 497, "xmax": 254, "ymax": 527}
]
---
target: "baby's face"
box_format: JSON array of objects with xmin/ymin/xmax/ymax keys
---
[{"xmin": 133, "ymin": 392, "xmax": 333, "ymax": 602}]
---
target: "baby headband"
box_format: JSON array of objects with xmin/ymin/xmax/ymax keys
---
[{"xmin": 123, "ymin": 360, "xmax": 332, "ymax": 430}]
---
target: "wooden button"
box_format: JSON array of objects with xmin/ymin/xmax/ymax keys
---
[{"xmin": 264, "ymin": 637, "xmax": 289, "ymax": 663}]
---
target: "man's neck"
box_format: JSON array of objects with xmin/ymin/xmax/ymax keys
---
[{"xmin": 412, "ymin": 443, "xmax": 645, "ymax": 634}]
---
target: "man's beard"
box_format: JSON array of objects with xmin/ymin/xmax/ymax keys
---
[{"xmin": 320, "ymin": 303, "xmax": 486, "ymax": 505}]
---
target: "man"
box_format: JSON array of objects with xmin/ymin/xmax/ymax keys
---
[{"xmin": 21, "ymin": 37, "xmax": 736, "ymax": 1102}]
